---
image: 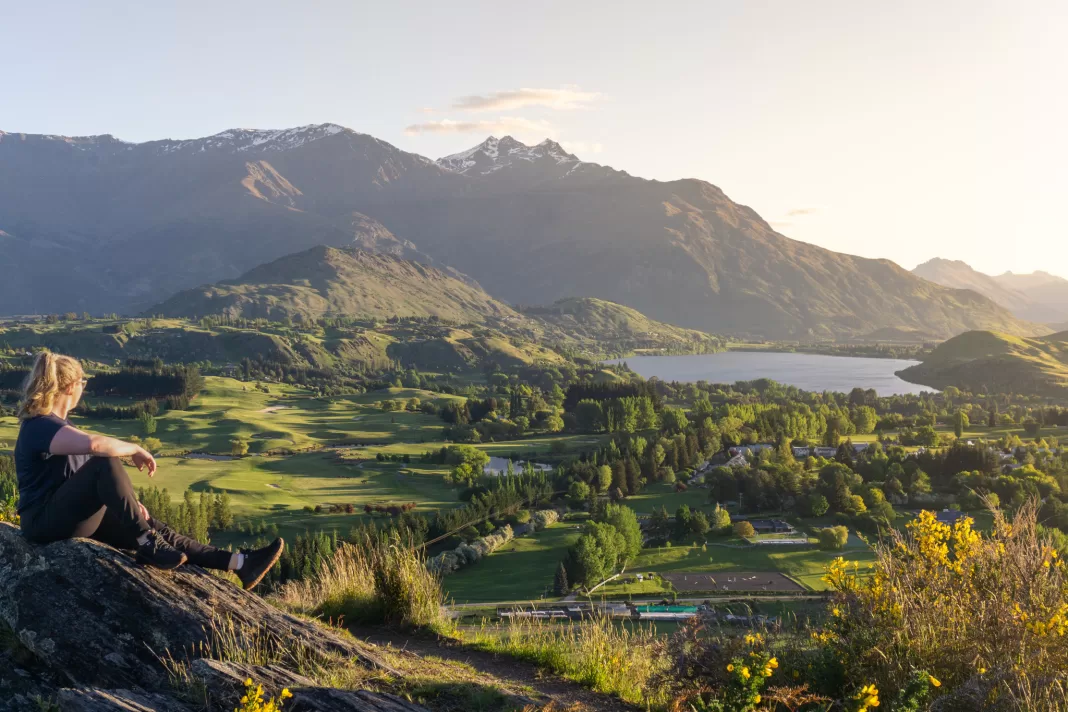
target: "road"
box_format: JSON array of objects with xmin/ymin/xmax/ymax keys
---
[{"xmin": 446, "ymin": 592, "xmax": 829, "ymax": 612}]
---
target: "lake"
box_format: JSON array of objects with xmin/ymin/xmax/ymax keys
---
[{"xmin": 605, "ymin": 351, "xmax": 932, "ymax": 396}]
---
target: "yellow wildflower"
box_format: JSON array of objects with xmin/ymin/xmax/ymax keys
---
[
  {"xmin": 753, "ymin": 694, "xmax": 761, "ymax": 703},
  {"xmin": 727, "ymin": 663, "xmax": 734, "ymax": 672},
  {"xmin": 929, "ymin": 675, "xmax": 941, "ymax": 687},
  {"xmin": 768, "ymin": 657, "xmax": 778, "ymax": 668},
  {"xmin": 741, "ymin": 666, "xmax": 751, "ymax": 680}
]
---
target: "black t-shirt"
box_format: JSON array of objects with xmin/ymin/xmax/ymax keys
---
[{"xmin": 13, "ymin": 415, "xmax": 90, "ymax": 514}]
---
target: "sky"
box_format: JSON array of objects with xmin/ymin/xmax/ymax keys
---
[{"xmin": 2, "ymin": 0, "xmax": 1066, "ymax": 279}]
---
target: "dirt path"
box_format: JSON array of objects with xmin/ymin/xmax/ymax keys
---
[{"xmin": 352, "ymin": 627, "xmax": 639, "ymax": 712}]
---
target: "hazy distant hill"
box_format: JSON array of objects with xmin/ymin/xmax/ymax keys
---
[
  {"xmin": 149, "ymin": 245, "xmax": 516, "ymax": 323},
  {"xmin": 913, "ymin": 258, "xmax": 1068, "ymax": 324},
  {"xmin": 993, "ymin": 271, "xmax": 1068, "ymax": 322},
  {"xmin": 0, "ymin": 125, "xmax": 1040, "ymax": 340},
  {"xmin": 897, "ymin": 330, "xmax": 1068, "ymax": 396}
]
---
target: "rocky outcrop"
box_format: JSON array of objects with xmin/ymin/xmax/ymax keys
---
[
  {"xmin": 56, "ymin": 688, "xmax": 193, "ymax": 711},
  {"xmin": 0, "ymin": 523, "xmax": 426, "ymax": 712}
]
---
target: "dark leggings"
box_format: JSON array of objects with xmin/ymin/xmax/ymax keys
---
[{"xmin": 21, "ymin": 456, "xmax": 232, "ymax": 570}]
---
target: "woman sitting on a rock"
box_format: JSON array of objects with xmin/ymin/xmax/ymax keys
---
[{"xmin": 13, "ymin": 351, "xmax": 284, "ymax": 589}]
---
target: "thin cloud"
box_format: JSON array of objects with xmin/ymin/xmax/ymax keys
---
[
  {"xmin": 452, "ymin": 87, "xmax": 602, "ymax": 112},
  {"xmin": 786, "ymin": 208, "xmax": 818, "ymax": 217},
  {"xmin": 404, "ymin": 117, "xmax": 556, "ymax": 137}
]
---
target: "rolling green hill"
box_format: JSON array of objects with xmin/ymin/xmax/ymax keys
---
[
  {"xmin": 149, "ymin": 245, "xmax": 518, "ymax": 324},
  {"xmin": 520, "ymin": 297, "xmax": 725, "ymax": 355},
  {"xmin": 897, "ymin": 330, "xmax": 1068, "ymax": 396}
]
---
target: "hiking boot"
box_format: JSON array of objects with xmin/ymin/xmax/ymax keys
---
[
  {"xmin": 136, "ymin": 530, "xmax": 188, "ymax": 570},
  {"xmin": 238, "ymin": 538, "xmax": 285, "ymax": 591}
]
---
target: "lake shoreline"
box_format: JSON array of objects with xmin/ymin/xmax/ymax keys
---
[{"xmin": 605, "ymin": 351, "xmax": 934, "ymax": 396}]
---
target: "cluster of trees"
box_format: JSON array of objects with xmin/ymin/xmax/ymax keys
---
[
  {"xmin": 136, "ymin": 486, "xmax": 234, "ymax": 543},
  {"xmin": 646, "ymin": 503, "xmax": 732, "ymax": 544},
  {"xmin": 563, "ymin": 503, "xmax": 643, "ymax": 589},
  {"xmin": 380, "ymin": 397, "xmax": 436, "ymax": 414},
  {"xmin": 817, "ymin": 525, "xmax": 850, "ymax": 550},
  {"xmin": 558, "ymin": 416, "xmax": 721, "ymax": 502},
  {"xmin": 76, "ymin": 397, "xmax": 167, "ymax": 421},
  {"xmin": 89, "ymin": 361, "xmax": 203, "ymax": 401},
  {"xmin": 632, "ymin": 376, "xmax": 1065, "ymax": 451},
  {"xmin": 363, "ymin": 502, "xmax": 418, "ymax": 516},
  {"xmin": 427, "ymin": 444, "xmax": 491, "ymax": 487},
  {"xmin": 437, "ymin": 382, "xmax": 567, "ymax": 443}
]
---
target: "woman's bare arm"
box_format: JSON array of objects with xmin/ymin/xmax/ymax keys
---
[{"xmin": 49, "ymin": 425, "xmax": 158, "ymax": 476}]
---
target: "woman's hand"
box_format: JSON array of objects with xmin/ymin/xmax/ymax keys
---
[
  {"xmin": 131, "ymin": 447, "xmax": 157, "ymax": 477},
  {"xmin": 138, "ymin": 502, "xmax": 151, "ymax": 521}
]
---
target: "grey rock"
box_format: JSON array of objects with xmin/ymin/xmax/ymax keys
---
[
  {"xmin": 0, "ymin": 523, "xmax": 396, "ymax": 691},
  {"xmin": 188, "ymin": 659, "xmax": 431, "ymax": 712},
  {"xmin": 56, "ymin": 687, "xmax": 193, "ymax": 711}
]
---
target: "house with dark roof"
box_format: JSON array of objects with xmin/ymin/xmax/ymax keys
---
[{"xmin": 935, "ymin": 509, "xmax": 966, "ymax": 526}]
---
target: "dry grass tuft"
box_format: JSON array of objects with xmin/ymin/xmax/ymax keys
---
[
  {"xmin": 464, "ymin": 615, "xmax": 668, "ymax": 707},
  {"xmin": 273, "ymin": 533, "xmax": 448, "ymax": 632}
]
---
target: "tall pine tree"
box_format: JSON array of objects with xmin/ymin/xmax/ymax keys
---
[{"xmin": 553, "ymin": 561, "xmax": 569, "ymax": 596}]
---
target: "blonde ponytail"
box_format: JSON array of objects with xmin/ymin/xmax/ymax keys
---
[{"xmin": 18, "ymin": 351, "xmax": 84, "ymax": 420}]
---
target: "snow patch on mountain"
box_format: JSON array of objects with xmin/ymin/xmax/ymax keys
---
[
  {"xmin": 152, "ymin": 123, "xmax": 349, "ymax": 154},
  {"xmin": 437, "ymin": 135, "xmax": 581, "ymax": 175}
]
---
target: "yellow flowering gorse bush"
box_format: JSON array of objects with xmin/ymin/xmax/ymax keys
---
[
  {"xmin": 233, "ymin": 678, "xmax": 292, "ymax": 712},
  {"xmin": 815, "ymin": 502, "xmax": 1068, "ymax": 709}
]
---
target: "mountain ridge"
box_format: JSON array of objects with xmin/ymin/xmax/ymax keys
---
[
  {"xmin": 0, "ymin": 123, "xmax": 1042, "ymax": 340},
  {"xmin": 912, "ymin": 258, "xmax": 1068, "ymax": 324}
]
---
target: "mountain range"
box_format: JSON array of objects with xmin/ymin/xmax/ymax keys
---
[
  {"xmin": 912, "ymin": 258, "xmax": 1068, "ymax": 324},
  {"xmin": 0, "ymin": 124, "xmax": 1041, "ymax": 340}
]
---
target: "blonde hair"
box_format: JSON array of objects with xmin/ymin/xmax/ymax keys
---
[{"xmin": 18, "ymin": 351, "xmax": 84, "ymax": 420}]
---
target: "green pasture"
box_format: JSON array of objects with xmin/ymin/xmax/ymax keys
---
[
  {"xmin": 125, "ymin": 451, "xmax": 461, "ymax": 545},
  {"xmin": 626, "ymin": 481, "xmax": 716, "ymax": 516},
  {"xmin": 443, "ymin": 521, "xmax": 586, "ymax": 603}
]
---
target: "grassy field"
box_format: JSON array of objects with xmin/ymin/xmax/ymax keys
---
[
  {"xmin": 443, "ymin": 521, "xmax": 586, "ymax": 603},
  {"xmin": 625, "ymin": 481, "xmax": 717, "ymax": 516},
  {"xmin": 630, "ymin": 541, "xmax": 876, "ymax": 591}
]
